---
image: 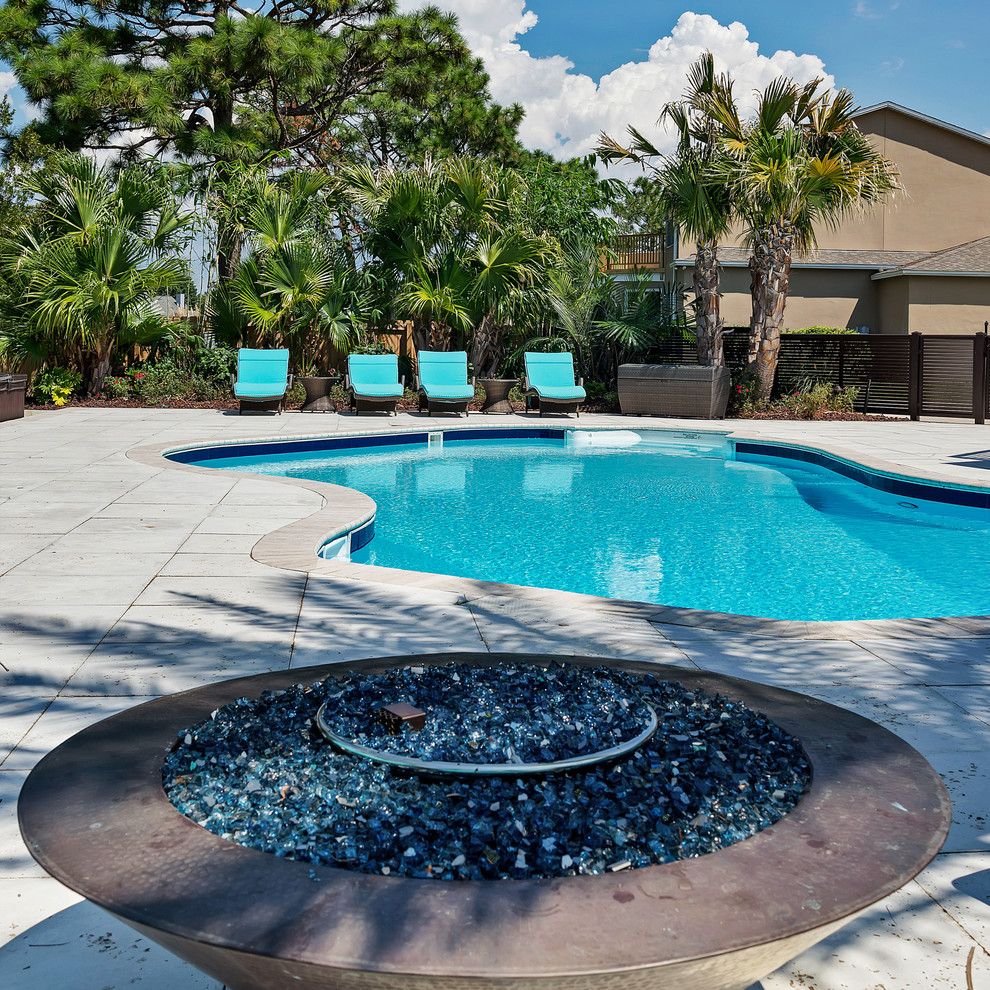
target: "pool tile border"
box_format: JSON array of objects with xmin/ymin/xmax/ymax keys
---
[{"xmin": 127, "ymin": 423, "xmax": 990, "ymax": 640}]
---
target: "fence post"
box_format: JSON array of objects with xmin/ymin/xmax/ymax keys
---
[
  {"xmin": 974, "ymin": 330, "xmax": 988, "ymax": 426},
  {"xmin": 838, "ymin": 337, "xmax": 845, "ymax": 390},
  {"xmin": 909, "ymin": 332, "xmax": 923, "ymax": 421}
]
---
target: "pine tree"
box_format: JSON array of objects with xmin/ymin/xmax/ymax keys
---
[{"xmin": 0, "ymin": 1, "xmax": 521, "ymax": 168}]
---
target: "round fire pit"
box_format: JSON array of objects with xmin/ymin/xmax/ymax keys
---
[{"xmin": 18, "ymin": 653, "xmax": 950, "ymax": 990}]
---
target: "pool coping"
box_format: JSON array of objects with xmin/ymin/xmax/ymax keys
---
[{"xmin": 126, "ymin": 422, "xmax": 990, "ymax": 640}]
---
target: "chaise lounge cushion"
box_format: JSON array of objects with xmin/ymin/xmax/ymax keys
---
[
  {"xmin": 349, "ymin": 354, "xmax": 402, "ymax": 400},
  {"xmin": 234, "ymin": 349, "xmax": 290, "ymax": 404},
  {"xmin": 352, "ymin": 382, "xmax": 403, "ymax": 398},
  {"xmin": 418, "ymin": 351, "xmax": 473, "ymax": 403},
  {"xmin": 235, "ymin": 381, "xmax": 290, "ymax": 400},
  {"xmin": 533, "ymin": 384, "xmax": 586, "ymax": 401},
  {"xmin": 423, "ymin": 383, "xmax": 475, "ymax": 400},
  {"xmin": 524, "ymin": 353, "xmax": 584, "ymax": 404}
]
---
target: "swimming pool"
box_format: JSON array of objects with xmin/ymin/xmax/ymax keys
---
[{"xmin": 176, "ymin": 429, "xmax": 990, "ymax": 622}]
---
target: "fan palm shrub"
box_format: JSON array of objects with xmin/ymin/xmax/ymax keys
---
[
  {"xmin": 0, "ymin": 154, "xmax": 193, "ymax": 394},
  {"xmin": 348, "ymin": 156, "xmax": 555, "ymax": 378},
  {"xmin": 214, "ymin": 170, "xmax": 375, "ymax": 370}
]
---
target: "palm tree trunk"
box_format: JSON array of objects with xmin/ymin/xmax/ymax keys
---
[
  {"xmin": 470, "ymin": 313, "xmax": 500, "ymax": 379},
  {"xmin": 748, "ymin": 223, "xmax": 794, "ymax": 400},
  {"xmin": 85, "ymin": 341, "xmax": 114, "ymax": 397},
  {"xmin": 405, "ymin": 317, "xmax": 428, "ymax": 355},
  {"xmin": 693, "ymin": 242, "xmax": 724, "ymax": 367}
]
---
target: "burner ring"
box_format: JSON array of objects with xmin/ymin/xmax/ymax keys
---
[{"xmin": 316, "ymin": 701, "xmax": 659, "ymax": 777}]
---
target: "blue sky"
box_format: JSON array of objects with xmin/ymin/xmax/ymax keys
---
[{"xmin": 522, "ymin": 1, "xmax": 990, "ymax": 137}]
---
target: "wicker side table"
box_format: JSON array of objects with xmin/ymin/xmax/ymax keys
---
[
  {"xmin": 479, "ymin": 378, "xmax": 516, "ymax": 414},
  {"xmin": 300, "ymin": 376, "xmax": 341, "ymax": 413}
]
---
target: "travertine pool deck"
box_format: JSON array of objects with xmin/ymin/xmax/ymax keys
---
[{"xmin": 1, "ymin": 406, "xmax": 990, "ymax": 989}]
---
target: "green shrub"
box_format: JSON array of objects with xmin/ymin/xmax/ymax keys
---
[
  {"xmin": 33, "ymin": 367, "xmax": 82, "ymax": 406},
  {"xmin": 132, "ymin": 359, "xmax": 186, "ymax": 402},
  {"xmin": 285, "ymin": 381, "xmax": 306, "ymax": 407},
  {"xmin": 779, "ymin": 382, "xmax": 858, "ymax": 417},
  {"xmin": 728, "ymin": 369, "xmax": 763, "ymax": 415},
  {"xmin": 101, "ymin": 375, "xmax": 132, "ymax": 400},
  {"xmin": 194, "ymin": 346, "xmax": 236, "ymax": 391},
  {"xmin": 130, "ymin": 358, "xmax": 225, "ymax": 402},
  {"xmin": 786, "ymin": 326, "xmax": 860, "ymax": 335}
]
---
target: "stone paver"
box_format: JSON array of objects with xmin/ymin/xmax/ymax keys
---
[{"xmin": 1, "ymin": 407, "xmax": 990, "ymax": 988}]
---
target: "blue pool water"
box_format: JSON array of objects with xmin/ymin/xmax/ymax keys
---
[{"xmin": 189, "ymin": 431, "xmax": 990, "ymax": 621}]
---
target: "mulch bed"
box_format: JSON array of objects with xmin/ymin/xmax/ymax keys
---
[
  {"xmin": 28, "ymin": 399, "xmax": 893, "ymax": 421},
  {"xmin": 732, "ymin": 410, "xmax": 895, "ymax": 422},
  {"xmin": 31, "ymin": 397, "xmax": 241, "ymax": 410}
]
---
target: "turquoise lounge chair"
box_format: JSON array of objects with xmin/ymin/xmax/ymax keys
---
[
  {"xmin": 233, "ymin": 348, "xmax": 292, "ymax": 415},
  {"xmin": 347, "ymin": 353, "xmax": 404, "ymax": 415},
  {"xmin": 416, "ymin": 351, "xmax": 475, "ymax": 416},
  {"xmin": 524, "ymin": 352, "xmax": 585, "ymax": 417}
]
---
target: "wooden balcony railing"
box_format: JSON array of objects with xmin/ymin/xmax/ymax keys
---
[{"xmin": 605, "ymin": 232, "xmax": 666, "ymax": 273}]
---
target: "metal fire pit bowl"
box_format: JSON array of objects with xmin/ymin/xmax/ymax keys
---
[{"xmin": 18, "ymin": 653, "xmax": 951, "ymax": 990}]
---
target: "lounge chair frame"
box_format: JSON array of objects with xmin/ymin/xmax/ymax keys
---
[
  {"xmin": 416, "ymin": 353, "xmax": 475, "ymax": 417},
  {"xmin": 232, "ymin": 349, "xmax": 293, "ymax": 415},
  {"xmin": 523, "ymin": 352, "xmax": 585, "ymax": 418},
  {"xmin": 524, "ymin": 387, "xmax": 583, "ymax": 417},
  {"xmin": 417, "ymin": 390, "xmax": 473, "ymax": 416},
  {"xmin": 347, "ymin": 355, "xmax": 405, "ymax": 416}
]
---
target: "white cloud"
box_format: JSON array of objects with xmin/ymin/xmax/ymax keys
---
[
  {"xmin": 853, "ymin": 1, "xmax": 900, "ymax": 18},
  {"xmin": 1, "ymin": 70, "xmax": 16, "ymax": 102},
  {"xmin": 399, "ymin": 4, "xmax": 834, "ymax": 161}
]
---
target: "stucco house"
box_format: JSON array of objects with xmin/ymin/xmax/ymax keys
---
[{"xmin": 612, "ymin": 103, "xmax": 990, "ymax": 335}]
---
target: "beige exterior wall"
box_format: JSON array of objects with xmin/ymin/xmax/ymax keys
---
[
  {"xmin": 668, "ymin": 105, "xmax": 990, "ymax": 333},
  {"xmin": 821, "ymin": 108, "xmax": 990, "ymax": 253},
  {"xmin": 716, "ymin": 267, "xmax": 879, "ymax": 330},
  {"xmin": 676, "ymin": 106, "xmax": 990, "ymax": 261},
  {"xmin": 876, "ymin": 277, "xmax": 910, "ymax": 334},
  {"xmin": 904, "ymin": 276, "xmax": 990, "ymax": 334}
]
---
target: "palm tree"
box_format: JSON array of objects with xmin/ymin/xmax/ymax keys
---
[
  {"xmin": 349, "ymin": 156, "xmax": 555, "ymax": 377},
  {"xmin": 2, "ymin": 154, "xmax": 192, "ymax": 394},
  {"xmin": 598, "ymin": 53, "xmax": 735, "ymax": 367},
  {"xmin": 226, "ymin": 172, "xmax": 373, "ymax": 368},
  {"xmin": 704, "ymin": 76, "xmax": 899, "ymax": 397}
]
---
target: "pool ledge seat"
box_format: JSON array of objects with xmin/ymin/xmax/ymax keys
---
[
  {"xmin": 348, "ymin": 354, "xmax": 405, "ymax": 416},
  {"xmin": 417, "ymin": 351, "xmax": 475, "ymax": 416},
  {"xmin": 233, "ymin": 348, "xmax": 292, "ymax": 415},
  {"xmin": 524, "ymin": 352, "xmax": 586, "ymax": 417}
]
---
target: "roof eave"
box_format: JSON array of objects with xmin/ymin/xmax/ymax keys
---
[
  {"xmin": 855, "ymin": 102, "xmax": 990, "ymax": 149},
  {"xmin": 872, "ymin": 269, "xmax": 990, "ymax": 280},
  {"xmin": 674, "ymin": 259, "xmax": 897, "ymax": 271}
]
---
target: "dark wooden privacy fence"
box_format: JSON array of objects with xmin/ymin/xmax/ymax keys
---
[{"xmin": 648, "ymin": 330, "xmax": 990, "ymax": 423}]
